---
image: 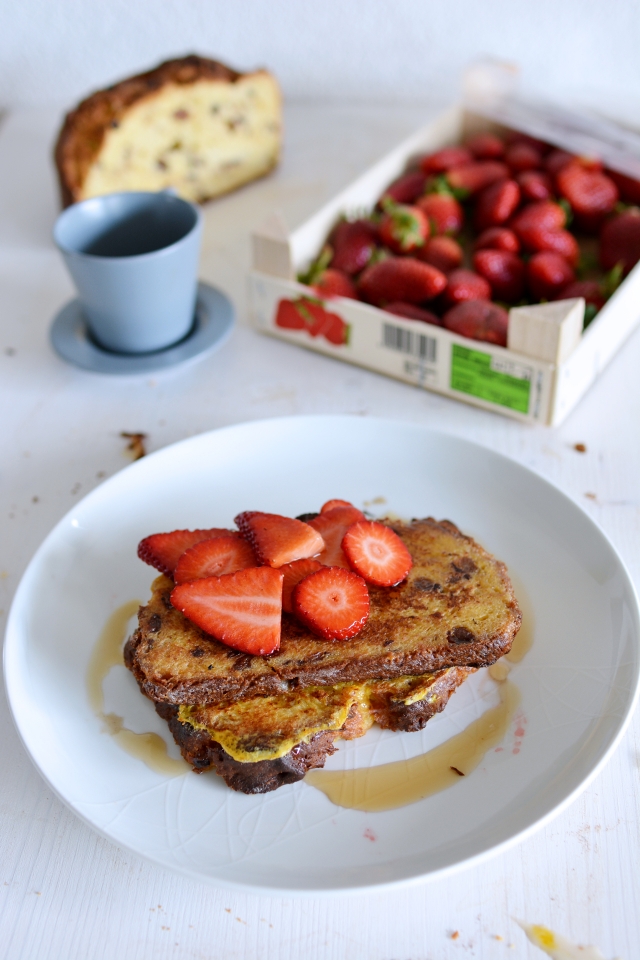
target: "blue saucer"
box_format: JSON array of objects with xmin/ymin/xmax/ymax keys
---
[{"xmin": 50, "ymin": 281, "xmax": 234, "ymax": 374}]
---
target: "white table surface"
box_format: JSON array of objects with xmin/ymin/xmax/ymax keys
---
[{"xmin": 0, "ymin": 103, "xmax": 638, "ymax": 960}]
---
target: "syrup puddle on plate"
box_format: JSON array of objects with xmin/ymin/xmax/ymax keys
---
[
  {"xmin": 307, "ymin": 577, "xmax": 533, "ymax": 812},
  {"xmin": 87, "ymin": 600, "xmax": 186, "ymax": 777}
]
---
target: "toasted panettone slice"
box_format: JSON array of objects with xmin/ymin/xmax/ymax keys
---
[
  {"xmin": 125, "ymin": 518, "xmax": 521, "ymax": 706},
  {"xmin": 152, "ymin": 666, "xmax": 474, "ymax": 793},
  {"xmin": 54, "ymin": 55, "xmax": 282, "ymax": 206}
]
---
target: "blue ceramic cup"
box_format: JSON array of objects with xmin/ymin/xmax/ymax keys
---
[{"xmin": 53, "ymin": 191, "xmax": 202, "ymax": 354}]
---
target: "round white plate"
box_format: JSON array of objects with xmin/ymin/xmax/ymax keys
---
[{"xmin": 4, "ymin": 417, "xmax": 639, "ymax": 894}]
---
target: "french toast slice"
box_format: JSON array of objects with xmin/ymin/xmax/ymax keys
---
[
  {"xmin": 125, "ymin": 518, "xmax": 520, "ymax": 705},
  {"xmin": 152, "ymin": 666, "xmax": 474, "ymax": 793}
]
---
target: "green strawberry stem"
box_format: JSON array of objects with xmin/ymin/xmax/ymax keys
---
[
  {"xmin": 583, "ymin": 303, "xmax": 599, "ymax": 328},
  {"xmin": 558, "ymin": 198, "xmax": 573, "ymax": 226},
  {"xmin": 602, "ymin": 262, "xmax": 624, "ymax": 299},
  {"xmin": 298, "ymin": 245, "xmax": 333, "ymax": 285}
]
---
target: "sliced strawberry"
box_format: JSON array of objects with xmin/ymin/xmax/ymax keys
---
[
  {"xmin": 308, "ymin": 505, "xmax": 366, "ymax": 568},
  {"xmin": 342, "ymin": 520, "xmax": 413, "ymax": 587},
  {"xmin": 137, "ymin": 528, "xmax": 237, "ymax": 576},
  {"xmin": 170, "ymin": 567, "xmax": 283, "ymax": 656},
  {"xmin": 174, "ymin": 535, "xmax": 257, "ymax": 585},
  {"xmin": 321, "ymin": 499, "xmax": 355, "ymax": 513},
  {"xmin": 280, "ymin": 557, "xmax": 323, "ymax": 613},
  {"xmin": 235, "ymin": 511, "xmax": 325, "ymax": 567},
  {"xmin": 292, "ymin": 566, "xmax": 370, "ymax": 641}
]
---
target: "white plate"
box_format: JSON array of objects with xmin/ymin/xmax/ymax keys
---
[{"xmin": 4, "ymin": 416, "xmax": 639, "ymax": 894}]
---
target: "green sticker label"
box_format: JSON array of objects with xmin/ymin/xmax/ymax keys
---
[{"xmin": 450, "ymin": 344, "xmax": 531, "ymax": 414}]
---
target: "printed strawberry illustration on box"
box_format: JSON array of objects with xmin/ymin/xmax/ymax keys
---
[{"xmin": 275, "ymin": 297, "xmax": 350, "ymax": 346}]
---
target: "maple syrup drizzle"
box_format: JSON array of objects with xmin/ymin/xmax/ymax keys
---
[
  {"xmin": 87, "ymin": 600, "xmax": 186, "ymax": 777},
  {"xmin": 307, "ymin": 577, "xmax": 533, "ymax": 811},
  {"xmin": 306, "ymin": 680, "xmax": 521, "ymax": 811}
]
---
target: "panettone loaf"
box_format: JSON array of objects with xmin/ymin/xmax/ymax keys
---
[{"xmin": 54, "ymin": 55, "xmax": 282, "ymax": 207}]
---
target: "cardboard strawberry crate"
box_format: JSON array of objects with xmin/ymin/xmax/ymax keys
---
[{"xmin": 248, "ymin": 104, "xmax": 640, "ymax": 425}]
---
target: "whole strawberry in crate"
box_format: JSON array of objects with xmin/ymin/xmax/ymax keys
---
[{"xmin": 250, "ymin": 104, "xmax": 640, "ymax": 425}]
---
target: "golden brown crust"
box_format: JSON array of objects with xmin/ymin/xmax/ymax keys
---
[
  {"xmin": 152, "ymin": 665, "xmax": 474, "ymax": 793},
  {"xmin": 54, "ymin": 54, "xmax": 270, "ymax": 207},
  {"xmin": 126, "ymin": 518, "xmax": 521, "ymax": 705}
]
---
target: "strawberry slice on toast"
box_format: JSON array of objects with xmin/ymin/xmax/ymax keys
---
[
  {"xmin": 173, "ymin": 535, "xmax": 257, "ymax": 585},
  {"xmin": 320, "ymin": 498, "xmax": 355, "ymax": 513},
  {"xmin": 138, "ymin": 528, "xmax": 237, "ymax": 576},
  {"xmin": 308, "ymin": 505, "xmax": 366, "ymax": 568},
  {"xmin": 342, "ymin": 520, "xmax": 413, "ymax": 587},
  {"xmin": 170, "ymin": 567, "xmax": 284, "ymax": 656},
  {"xmin": 280, "ymin": 557, "xmax": 323, "ymax": 613},
  {"xmin": 292, "ymin": 566, "xmax": 370, "ymax": 641},
  {"xmin": 235, "ymin": 511, "xmax": 325, "ymax": 567}
]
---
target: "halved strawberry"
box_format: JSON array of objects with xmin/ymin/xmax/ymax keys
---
[
  {"xmin": 137, "ymin": 528, "xmax": 237, "ymax": 576},
  {"xmin": 170, "ymin": 567, "xmax": 283, "ymax": 655},
  {"xmin": 292, "ymin": 566, "xmax": 370, "ymax": 641},
  {"xmin": 342, "ymin": 521, "xmax": 413, "ymax": 587},
  {"xmin": 308, "ymin": 505, "xmax": 366, "ymax": 568},
  {"xmin": 235, "ymin": 511, "xmax": 325, "ymax": 567},
  {"xmin": 280, "ymin": 557, "xmax": 323, "ymax": 613},
  {"xmin": 174, "ymin": 535, "xmax": 257, "ymax": 585},
  {"xmin": 321, "ymin": 499, "xmax": 355, "ymax": 513}
]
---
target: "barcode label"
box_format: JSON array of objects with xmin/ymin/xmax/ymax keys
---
[{"xmin": 383, "ymin": 323, "xmax": 437, "ymax": 363}]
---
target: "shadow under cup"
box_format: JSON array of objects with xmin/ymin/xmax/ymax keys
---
[{"xmin": 54, "ymin": 192, "xmax": 202, "ymax": 354}]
